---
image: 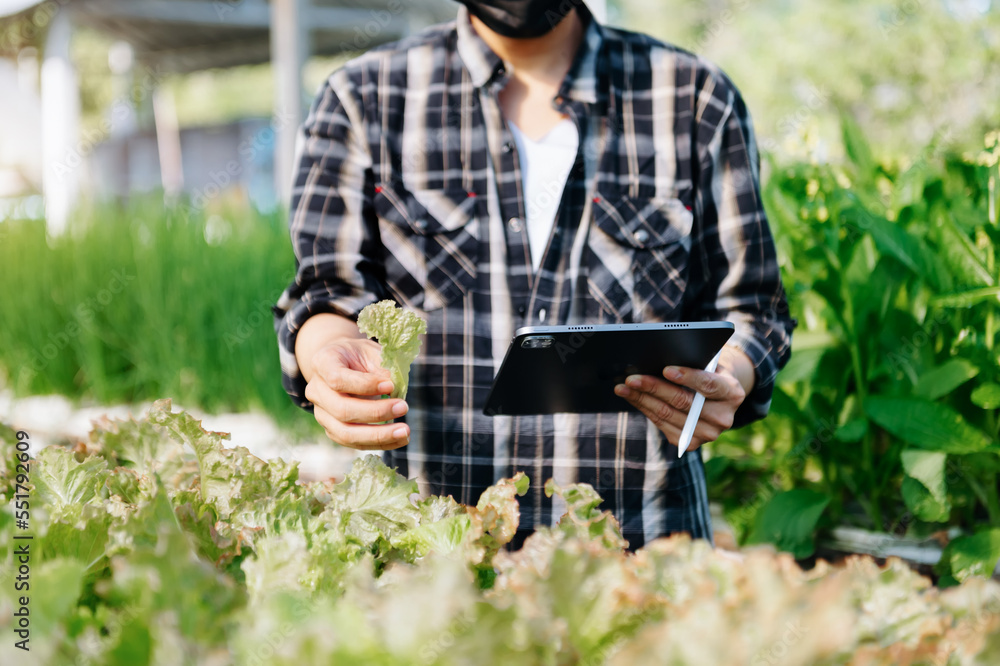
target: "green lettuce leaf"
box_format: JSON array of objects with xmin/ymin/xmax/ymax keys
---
[
  {"xmin": 544, "ymin": 479, "xmax": 627, "ymax": 551},
  {"xmin": 320, "ymin": 455, "xmax": 421, "ymax": 545},
  {"xmin": 356, "ymin": 299, "xmax": 428, "ymax": 400},
  {"xmin": 148, "ymin": 400, "xmax": 299, "ymax": 517},
  {"xmin": 467, "ymin": 472, "xmax": 529, "ymax": 563},
  {"xmin": 31, "ymin": 446, "xmax": 109, "ymax": 507}
]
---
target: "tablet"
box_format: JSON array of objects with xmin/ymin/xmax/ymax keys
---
[{"xmin": 482, "ymin": 321, "xmax": 735, "ymax": 416}]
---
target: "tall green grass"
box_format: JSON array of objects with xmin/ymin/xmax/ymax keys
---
[{"xmin": 0, "ymin": 198, "xmax": 316, "ymax": 431}]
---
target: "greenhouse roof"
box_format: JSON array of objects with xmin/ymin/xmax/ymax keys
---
[{"xmin": 0, "ymin": 0, "xmax": 458, "ymax": 71}]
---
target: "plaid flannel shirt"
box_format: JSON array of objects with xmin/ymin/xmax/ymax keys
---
[{"xmin": 273, "ymin": 5, "xmax": 794, "ymax": 548}]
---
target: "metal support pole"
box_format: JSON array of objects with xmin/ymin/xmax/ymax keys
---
[
  {"xmin": 41, "ymin": 10, "xmax": 80, "ymax": 236},
  {"xmin": 271, "ymin": 0, "xmax": 309, "ymax": 205}
]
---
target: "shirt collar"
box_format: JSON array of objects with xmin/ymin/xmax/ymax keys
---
[{"xmin": 455, "ymin": 3, "xmax": 604, "ymax": 105}]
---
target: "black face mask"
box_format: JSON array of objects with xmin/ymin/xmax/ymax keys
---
[{"xmin": 460, "ymin": 0, "xmax": 584, "ymax": 38}]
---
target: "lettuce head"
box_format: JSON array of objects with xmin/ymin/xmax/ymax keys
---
[{"xmin": 357, "ymin": 300, "xmax": 428, "ymax": 400}]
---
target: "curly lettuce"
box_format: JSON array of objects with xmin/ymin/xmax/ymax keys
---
[{"xmin": 356, "ymin": 300, "xmax": 428, "ymax": 400}]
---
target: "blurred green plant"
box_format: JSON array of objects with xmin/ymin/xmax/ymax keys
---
[
  {"xmin": 0, "ymin": 198, "xmax": 315, "ymax": 432},
  {"xmin": 621, "ymin": 0, "xmax": 1000, "ymax": 157},
  {"xmin": 709, "ymin": 123, "xmax": 1000, "ymax": 582}
]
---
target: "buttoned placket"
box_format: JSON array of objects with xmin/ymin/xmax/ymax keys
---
[{"xmin": 480, "ymin": 68, "xmax": 535, "ymax": 325}]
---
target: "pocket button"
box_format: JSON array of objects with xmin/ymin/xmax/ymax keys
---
[
  {"xmin": 633, "ymin": 229, "xmax": 649, "ymax": 244},
  {"xmin": 414, "ymin": 219, "xmax": 429, "ymax": 231}
]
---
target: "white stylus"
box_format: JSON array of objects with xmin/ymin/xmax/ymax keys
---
[{"xmin": 677, "ymin": 351, "xmax": 721, "ymax": 458}]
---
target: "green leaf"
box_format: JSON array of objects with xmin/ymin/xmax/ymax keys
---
[
  {"xmin": 942, "ymin": 529, "xmax": 1000, "ymax": 583},
  {"xmin": 32, "ymin": 559, "xmax": 87, "ymax": 639},
  {"xmin": 913, "ymin": 359, "xmax": 979, "ymax": 401},
  {"xmin": 545, "ymin": 479, "xmax": 626, "ymax": 551},
  {"xmin": 971, "ymin": 383, "xmax": 1000, "ymax": 410},
  {"xmin": 468, "ymin": 472, "xmax": 530, "ymax": 559},
  {"xmin": 392, "ymin": 514, "xmax": 474, "ymax": 559},
  {"xmin": 900, "ymin": 450, "xmax": 950, "ymax": 522},
  {"xmin": 932, "ymin": 286, "xmax": 1000, "ymax": 308},
  {"xmin": 901, "ymin": 477, "xmax": 950, "ymax": 523},
  {"xmin": 776, "ymin": 347, "xmax": 826, "ymax": 385},
  {"xmin": 746, "ymin": 489, "xmax": 830, "ymax": 559},
  {"xmin": 901, "ymin": 450, "xmax": 947, "ymax": 501},
  {"xmin": 321, "ymin": 455, "xmax": 421, "ymax": 544},
  {"xmin": 240, "ymin": 531, "xmax": 310, "ymax": 601},
  {"xmin": 31, "ymin": 447, "xmax": 109, "ymax": 507},
  {"xmin": 89, "ymin": 412, "xmax": 190, "ymax": 479},
  {"xmin": 148, "ymin": 400, "xmax": 299, "ymax": 517},
  {"xmin": 866, "ymin": 396, "xmax": 993, "ymax": 454},
  {"xmin": 861, "ymin": 211, "xmax": 949, "ymax": 291},
  {"xmin": 934, "ymin": 211, "xmax": 995, "ymax": 288},
  {"xmin": 357, "ymin": 299, "xmax": 428, "ymax": 400},
  {"xmin": 39, "ymin": 504, "xmax": 111, "ymax": 568},
  {"xmin": 841, "ymin": 112, "xmax": 875, "ymax": 174},
  {"xmin": 834, "ymin": 419, "xmax": 868, "ymax": 443}
]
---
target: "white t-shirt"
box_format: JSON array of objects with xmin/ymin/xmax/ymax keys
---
[{"xmin": 508, "ymin": 118, "xmax": 579, "ymax": 272}]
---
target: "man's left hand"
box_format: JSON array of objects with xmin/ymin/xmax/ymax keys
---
[{"xmin": 613, "ymin": 352, "xmax": 752, "ymax": 451}]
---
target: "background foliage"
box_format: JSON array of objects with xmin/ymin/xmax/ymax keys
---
[
  {"xmin": 0, "ymin": 200, "xmax": 312, "ymax": 431},
  {"xmin": 708, "ymin": 125, "xmax": 1000, "ymax": 570},
  {"xmin": 620, "ymin": 0, "xmax": 1000, "ymax": 157}
]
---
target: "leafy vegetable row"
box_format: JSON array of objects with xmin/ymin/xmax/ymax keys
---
[{"xmin": 2, "ymin": 402, "xmax": 1000, "ymax": 664}]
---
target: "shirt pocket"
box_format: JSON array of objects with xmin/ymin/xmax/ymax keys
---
[
  {"xmin": 586, "ymin": 190, "xmax": 693, "ymax": 323},
  {"xmin": 373, "ymin": 181, "xmax": 481, "ymax": 312}
]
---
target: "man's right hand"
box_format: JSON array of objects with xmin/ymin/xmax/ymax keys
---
[{"xmin": 304, "ymin": 338, "xmax": 410, "ymax": 450}]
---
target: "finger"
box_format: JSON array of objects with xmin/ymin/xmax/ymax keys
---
[
  {"xmin": 663, "ymin": 366, "xmax": 731, "ymax": 400},
  {"xmin": 616, "ymin": 385, "xmax": 719, "ymax": 449},
  {"xmin": 698, "ymin": 401, "xmax": 736, "ymax": 432},
  {"xmin": 624, "ymin": 374, "xmax": 695, "ymax": 412},
  {"xmin": 307, "ymin": 380, "xmax": 406, "ymax": 425},
  {"xmin": 614, "ymin": 384, "xmax": 687, "ymax": 431},
  {"xmin": 321, "ymin": 364, "xmax": 394, "ymax": 397},
  {"xmin": 684, "ymin": 436, "xmax": 708, "ymax": 452},
  {"xmin": 315, "ymin": 405, "xmax": 410, "ymax": 450},
  {"xmin": 616, "ymin": 389, "xmax": 687, "ymax": 445}
]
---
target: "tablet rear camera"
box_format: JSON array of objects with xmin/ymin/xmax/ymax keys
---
[{"xmin": 521, "ymin": 335, "xmax": 555, "ymax": 349}]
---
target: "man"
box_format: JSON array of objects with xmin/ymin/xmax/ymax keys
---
[{"xmin": 273, "ymin": 0, "xmax": 794, "ymax": 548}]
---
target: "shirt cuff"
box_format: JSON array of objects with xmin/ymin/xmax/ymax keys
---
[
  {"xmin": 272, "ymin": 289, "xmax": 379, "ymax": 412},
  {"xmin": 724, "ymin": 321, "xmax": 786, "ymax": 429}
]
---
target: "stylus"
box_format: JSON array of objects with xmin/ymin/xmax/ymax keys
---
[{"xmin": 677, "ymin": 351, "xmax": 722, "ymax": 458}]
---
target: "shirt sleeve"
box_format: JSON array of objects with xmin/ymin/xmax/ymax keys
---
[
  {"xmin": 690, "ymin": 69, "xmax": 796, "ymax": 428},
  {"xmin": 272, "ymin": 71, "xmax": 384, "ymax": 411}
]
